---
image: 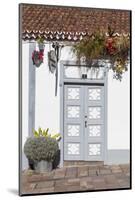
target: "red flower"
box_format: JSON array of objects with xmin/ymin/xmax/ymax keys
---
[{"xmin": 106, "ymin": 37, "xmax": 117, "ymax": 55}]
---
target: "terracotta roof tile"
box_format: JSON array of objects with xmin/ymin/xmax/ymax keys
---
[{"xmin": 21, "ymin": 4, "xmax": 131, "ymax": 41}]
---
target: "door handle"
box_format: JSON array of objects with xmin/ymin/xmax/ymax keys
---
[{"xmin": 85, "ymin": 120, "xmax": 87, "ymax": 128}]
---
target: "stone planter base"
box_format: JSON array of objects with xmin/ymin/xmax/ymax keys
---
[{"xmin": 35, "ymin": 161, "xmax": 52, "ymax": 173}]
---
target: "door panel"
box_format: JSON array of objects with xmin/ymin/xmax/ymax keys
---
[
  {"xmin": 84, "ymin": 86, "xmax": 104, "ymax": 161},
  {"xmin": 64, "ymin": 84, "xmax": 105, "ymax": 161},
  {"xmin": 64, "ymin": 85, "xmax": 84, "ymax": 160}
]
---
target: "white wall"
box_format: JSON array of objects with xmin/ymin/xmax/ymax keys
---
[
  {"xmin": 108, "ymin": 69, "xmax": 130, "ymax": 149},
  {"xmin": 22, "ymin": 42, "xmax": 30, "ymax": 169},
  {"xmin": 22, "ymin": 43, "xmax": 130, "ymax": 150},
  {"xmin": 35, "ymin": 44, "xmax": 60, "ymax": 134},
  {"xmin": 22, "ymin": 42, "xmax": 29, "ymax": 147}
]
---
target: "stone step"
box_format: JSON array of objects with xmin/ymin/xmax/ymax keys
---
[{"xmin": 64, "ymin": 161, "xmax": 104, "ymax": 167}]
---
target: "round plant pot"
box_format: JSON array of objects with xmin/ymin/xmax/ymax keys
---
[
  {"xmin": 52, "ymin": 149, "xmax": 60, "ymax": 169},
  {"xmin": 35, "ymin": 160, "xmax": 52, "ymax": 173},
  {"xmin": 28, "ymin": 159, "xmax": 35, "ymax": 170}
]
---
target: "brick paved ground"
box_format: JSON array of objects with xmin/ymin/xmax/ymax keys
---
[{"xmin": 21, "ymin": 164, "xmax": 130, "ymax": 195}]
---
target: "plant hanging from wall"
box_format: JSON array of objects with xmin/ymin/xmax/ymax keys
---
[
  {"xmin": 32, "ymin": 50, "xmax": 44, "ymax": 67},
  {"xmin": 73, "ymin": 26, "xmax": 130, "ymax": 81},
  {"xmin": 32, "ymin": 37, "xmax": 45, "ymax": 67}
]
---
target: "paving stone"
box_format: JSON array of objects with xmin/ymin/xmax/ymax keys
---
[
  {"xmin": 21, "ymin": 188, "xmax": 37, "ymax": 195},
  {"xmin": 80, "ymin": 180, "xmax": 88, "ymax": 189},
  {"xmin": 55, "ymin": 178, "xmax": 80, "ymax": 187},
  {"xmin": 86, "ymin": 184, "xmax": 94, "ymax": 190},
  {"xmin": 114, "ymin": 173, "xmax": 123, "ymax": 177},
  {"xmin": 111, "ymin": 169, "xmax": 123, "ymax": 174},
  {"xmin": 105, "ymin": 184, "xmax": 120, "ymax": 189},
  {"xmin": 99, "ymin": 169, "xmax": 112, "ymax": 175},
  {"xmin": 54, "ymin": 186, "xmax": 67, "ymax": 192},
  {"xmin": 40, "ymin": 172, "xmax": 54, "ymax": 181},
  {"xmin": 54, "ymin": 168, "xmax": 66, "ymax": 179},
  {"xmin": 89, "ymin": 165, "xmax": 100, "ymax": 170},
  {"xmin": 27, "ymin": 171, "xmax": 54, "ymax": 182},
  {"xmin": 89, "ymin": 169, "xmax": 98, "ymax": 176},
  {"xmin": 79, "ymin": 177, "xmax": 93, "ymax": 190},
  {"xmin": 22, "ymin": 175, "xmax": 28, "ymax": 184},
  {"xmin": 81, "ymin": 176, "xmax": 93, "ymax": 183},
  {"xmin": 65, "ymin": 167, "xmax": 77, "ymax": 178},
  {"xmin": 119, "ymin": 164, "xmax": 130, "ymax": 174},
  {"xmin": 32, "ymin": 187, "xmax": 55, "ymax": 193},
  {"xmin": 64, "ymin": 161, "xmax": 103, "ymax": 166},
  {"xmin": 36, "ymin": 180, "xmax": 54, "ymax": 188},
  {"xmin": 114, "ymin": 173, "xmax": 130, "ymax": 180},
  {"xmin": 92, "ymin": 176, "xmax": 105, "ymax": 182},
  {"xmin": 125, "ymin": 172, "xmax": 130, "ymax": 177},
  {"xmin": 26, "ymin": 174, "xmax": 44, "ymax": 182},
  {"xmin": 78, "ymin": 166, "xmax": 89, "ymax": 177},
  {"xmin": 29, "ymin": 183, "xmax": 37, "ymax": 190},
  {"xmin": 92, "ymin": 177, "xmax": 106, "ymax": 189},
  {"xmin": 67, "ymin": 178, "xmax": 80, "ymax": 186},
  {"xmin": 104, "ymin": 175, "xmax": 118, "ymax": 185},
  {"xmin": 64, "ymin": 161, "xmax": 74, "ymax": 166},
  {"xmin": 111, "ymin": 165, "xmax": 121, "ymax": 169},
  {"xmin": 119, "ymin": 164, "xmax": 130, "ymax": 169},
  {"xmin": 55, "ymin": 179, "xmax": 68, "ymax": 187},
  {"xmin": 54, "ymin": 185, "xmax": 80, "ymax": 192},
  {"xmin": 110, "ymin": 165, "xmax": 122, "ymax": 173},
  {"xmin": 93, "ymin": 185, "xmax": 107, "ymax": 190},
  {"xmin": 118, "ymin": 185, "xmax": 130, "ymax": 189},
  {"xmin": 117, "ymin": 179, "xmax": 130, "ymax": 188},
  {"xmin": 66, "ymin": 185, "xmax": 80, "ymax": 192}
]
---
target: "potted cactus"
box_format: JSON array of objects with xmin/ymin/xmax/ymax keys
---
[{"xmin": 24, "ymin": 127, "xmax": 61, "ymax": 173}]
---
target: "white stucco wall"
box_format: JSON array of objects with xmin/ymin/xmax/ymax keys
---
[
  {"xmin": 22, "ymin": 42, "xmax": 29, "ymax": 147},
  {"xmin": 22, "ymin": 42, "xmax": 130, "ymax": 150}
]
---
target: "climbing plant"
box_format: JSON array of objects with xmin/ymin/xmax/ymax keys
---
[{"xmin": 73, "ymin": 26, "xmax": 130, "ymax": 81}]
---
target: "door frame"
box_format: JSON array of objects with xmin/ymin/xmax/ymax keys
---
[{"xmin": 59, "ymin": 60, "xmax": 108, "ymax": 167}]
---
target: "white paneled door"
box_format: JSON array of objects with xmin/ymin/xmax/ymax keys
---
[{"xmin": 64, "ymin": 84, "xmax": 105, "ymax": 161}]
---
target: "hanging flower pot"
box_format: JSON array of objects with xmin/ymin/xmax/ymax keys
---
[
  {"xmin": 72, "ymin": 26, "xmax": 130, "ymax": 81},
  {"xmin": 112, "ymin": 58, "xmax": 128, "ymax": 81},
  {"xmin": 32, "ymin": 50, "xmax": 44, "ymax": 67},
  {"xmin": 37, "ymin": 37, "xmax": 45, "ymax": 51},
  {"xmin": 38, "ymin": 43, "xmax": 45, "ymax": 51}
]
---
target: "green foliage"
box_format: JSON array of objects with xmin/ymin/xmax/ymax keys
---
[
  {"xmin": 72, "ymin": 26, "xmax": 130, "ymax": 81},
  {"xmin": 73, "ymin": 29, "xmax": 106, "ymax": 63},
  {"xmin": 36, "ymin": 37, "xmax": 44, "ymax": 44},
  {"xmin": 32, "ymin": 127, "xmax": 61, "ymax": 141},
  {"xmin": 24, "ymin": 136, "xmax": 59, "ymax": 162}
]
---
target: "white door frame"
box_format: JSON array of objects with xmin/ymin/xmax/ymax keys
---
[{"xmin": 59, "ymin": 61, "xmax": 108, "ymax": 167}]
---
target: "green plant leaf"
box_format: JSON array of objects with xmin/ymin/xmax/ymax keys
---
[
  {"xmin": 38, "ymin": 127, "xmax": 42, "ymax": 136},
  {"xmin": 33, "ymin": 130, "xmax": 39, "ymax": 138},
  {"xmin": 51, "ymin": 133, "xmax": 61, "ymax": 139},
  {"xmin": 42, "ymin": 129, "xmax": 47, "ymax": 137},
  {"xmin": 45, "ymin": 128, "xmax": 49, "ymax": 136}
]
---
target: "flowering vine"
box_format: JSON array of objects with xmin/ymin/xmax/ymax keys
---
[{"xmin": 73, "ymin": 26, "xmax": 130, "ymax": 81}]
